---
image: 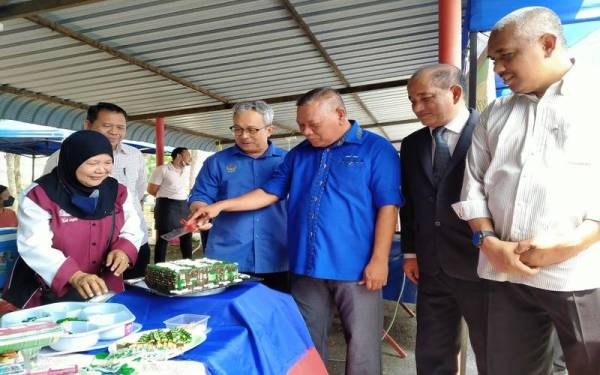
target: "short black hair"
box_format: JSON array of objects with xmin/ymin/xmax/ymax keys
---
[
  {"xmin": 171, "ymin": 147, "xmax": 188, "ymax": 159},
  {"xmin": 86, "ymin": 102, "xmax": 127, "ymax": 124},
  {"xmin": 296, "ymin": 87, "xmax": 346, "ymax": 111},
  {"xmin": 0, "ymin": 185, "xmax": 6, "ymax": 194}
]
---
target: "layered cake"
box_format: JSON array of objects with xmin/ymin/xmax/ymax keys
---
[{"xmin": 145, "ymin": 258, "xmax": 241, "ymax": 294}]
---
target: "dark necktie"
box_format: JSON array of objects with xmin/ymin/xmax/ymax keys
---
[{"xmin": 432, "ymin": 127, "xmax": 450, "ymax": 184}]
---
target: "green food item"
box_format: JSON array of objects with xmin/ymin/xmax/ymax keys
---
[
  {"xmin": 137, "ymin": 328, "xmax": 192, "ymax": 347},
  {"xmin": 119, "ymin": 364, "xmax": 136, "ymax": 375},
  {"xmin": 117, "ymin": 328, "xmax": 192, "ymax": 351},
  {"xmin": 56, "ymin": 317, "xmax": 87, "ymax": 324}
]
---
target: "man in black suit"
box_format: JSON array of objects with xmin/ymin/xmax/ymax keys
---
[{"xmin": 401, "ymin": 64, "xmax": 487, "ymax": 374}]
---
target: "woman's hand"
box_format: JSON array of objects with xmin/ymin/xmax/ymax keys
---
[
  {"xmin": 105, "ymin": 249, "xmax": 130, "ymax": 277},
  {"xmin": 69, "ymin": 271, "xmax": 108, "ymax": 299}
]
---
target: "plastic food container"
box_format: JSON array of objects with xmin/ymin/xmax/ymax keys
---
[
  {"xmin": 0, "ymin": 322, "xmax": 62, "ymax": 353},
  {"xmin": 49, "ymin": 321, "xmax": 100, "ymax": 352},
  {"xmin": 163, "ymin": 314, "xmax": 209, "ymax": 332},
  {"xmin": 1, "ymin": 302, "xmax": 136, "ymax": 353}
]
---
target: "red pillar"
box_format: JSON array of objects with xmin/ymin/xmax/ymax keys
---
[
  {"xmin": 156, "ymin": 117, "xmax": 165, "ymax": 166},
  {"xmin": 439, "ymin": 0, "xmax": 462, "ymax": 68}
]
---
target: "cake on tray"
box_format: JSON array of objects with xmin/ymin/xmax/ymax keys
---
[{"xmin": 145, "ymin": 258, "xmax": 243, "ymax": 294}]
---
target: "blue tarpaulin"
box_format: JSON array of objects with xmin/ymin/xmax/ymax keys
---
[
  {"xmin": 0, "ymin": 121, "xmax": 167, "ymax": 156},
  {"xmin": 469, "ymin": 0, "xmax": 600, "ymax": 31},
  {"xmin": 467, "ymin": 1, "xmax": 600, "ymax": 98}
]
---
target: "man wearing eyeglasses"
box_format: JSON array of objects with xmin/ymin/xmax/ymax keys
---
[{"xmin": 188, "ymin": 101, "xmax": 289, "ymax": 292}]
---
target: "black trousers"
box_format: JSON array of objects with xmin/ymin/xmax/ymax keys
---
[
  {"xmin": 416, "ymin": 271, "xmax": 488, "ymax": 375},
  {"xmin": 154, "ymin": 232, "xmax": 192, "ymax": 264},
  {"xmin": 487, "ymin": 280, "xmax": 600, "ymax": 375},
  {"xmin": 153, "ymin": 197, "xmax": 193, "ymax": 263}
]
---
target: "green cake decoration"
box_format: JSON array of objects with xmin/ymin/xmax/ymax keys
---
[{"xmin": 145, "ymin": 258, "xmax": 244, "ymax": 294}]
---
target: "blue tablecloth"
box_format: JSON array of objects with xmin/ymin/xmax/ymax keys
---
[{"xmin": 109, "ymin": 282, "xmax": 314, "ymax": 375}]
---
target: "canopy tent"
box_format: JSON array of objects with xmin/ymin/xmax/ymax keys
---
[
  {"xmin": 466, "ymin": 0, "xmax": 600, "ymax": 103},
  {"xmin": 468, "ymin": 0, "xmax": 600, "ymax": 31},
  {"xmin": 0, "ymin": 120, "xmax": 173, "ymax": 156}
]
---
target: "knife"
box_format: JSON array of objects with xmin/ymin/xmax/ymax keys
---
[{"xmin": 160, "ymin": 219, "xmax": 199, "ymax": 241}]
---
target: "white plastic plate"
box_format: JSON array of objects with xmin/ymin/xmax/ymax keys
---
[
  {"xmin": 39, "ymin": 322, "xmax": 143, "ymax": 357},
  {"xmin": 108, "ymin": 327, "xmax": 207, "ymax": 360}
]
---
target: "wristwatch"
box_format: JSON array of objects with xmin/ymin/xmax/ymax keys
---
[{"xmin": 472, "ymin": 231, "xmax": 497, "ymax": 247}]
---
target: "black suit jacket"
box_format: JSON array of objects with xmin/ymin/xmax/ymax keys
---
[{"xmin": 400, "ymin": 110, "xmax": 480, "ymax": 281}]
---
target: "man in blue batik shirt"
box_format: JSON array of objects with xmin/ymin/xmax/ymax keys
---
[
  {"xmin": 188, "ymin": 101, "xmax": 289, "ymax": 292},
  {"xmin": 190, "ymin": 88, "xmax": 402, "ymax": 375}
]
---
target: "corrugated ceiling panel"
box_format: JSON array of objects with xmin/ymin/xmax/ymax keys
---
[
  {"xmin": 384, "ymin": 123, "xmax": 424, "ymax": 140},
  {"xmin": 357, "ymin": 87, "xmax": 415, "ymax": 123},
  {"xmin": 39, "ymin": 0, "xmax": 343, "ymax": 106},
  {"xmin": 294, "ymin": 0, "xmax": 439, "ymax": 87},
  {"xmin": 0, "ymin": 18, "xmax": 221, "ymax": 114},
  {"xmin": 0, "ymin": 0, "xmax": 454, "ymax": 148},
  {"xmin": 0, "ymin": 91, "xmax": 217, "ymax": 150}
]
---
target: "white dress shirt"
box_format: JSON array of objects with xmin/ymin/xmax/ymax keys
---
[
  {"xmin": 430, "ymin": 107, "xmax": 470, "ymax": 160},
  {"xmin": 452, "ymin": 61, "xmax": 600, "ymax": 291},
  {"xmin": 149, "ymin": 163, "xmax": 190, "ymax": 200}
]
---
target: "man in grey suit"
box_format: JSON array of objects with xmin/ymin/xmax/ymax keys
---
[{"xmin": 401, "ymin": 64, "xmax": 487, "ymax": 374}]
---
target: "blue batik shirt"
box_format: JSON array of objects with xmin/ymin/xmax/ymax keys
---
[
  {"xmin": 262, "ymin": 121, "xmax": 403, "ymax": 281},
  {"xmin": 189, "ymin": 143, "xmax": 288, "ymax": 273}
]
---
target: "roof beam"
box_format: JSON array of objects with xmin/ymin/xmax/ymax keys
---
[
  {"xmin": 0, "ymin": 84, "xmax": 88, "ymax": 110},
  {"xmin": 21, "ymin": 16, "xmax": 297, "ymax": 134},
  {"xmin": 279, "ymin": 0, "xmax": 388, "ymax": 138},
  {"xmin": 0, "ymin": 0, "xmax": 103, "ymax": 21},
  {"xmin": 0, "ymin": 84, "xmax": 229, "ymax": 141},
  {"xmin": 128, "ymin": 78, "xmax": 408, "ymax": 120},
  {"xmin": 25, "ymin": 15, "xmax": 230, "ymax": 104}
]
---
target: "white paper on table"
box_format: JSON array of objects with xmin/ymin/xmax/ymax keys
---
[{"xmin": 33, "ymin": 354, "xmax": 207, "ymax": 375}]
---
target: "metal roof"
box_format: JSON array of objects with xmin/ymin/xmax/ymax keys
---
[{"xmin": 0, "ymin": 0, "xmax": 455, "ymax": 151}]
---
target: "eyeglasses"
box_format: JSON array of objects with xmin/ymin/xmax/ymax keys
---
[{"xmin": 229, "ymin": 125, "xmax": 268, "ymax": 136}]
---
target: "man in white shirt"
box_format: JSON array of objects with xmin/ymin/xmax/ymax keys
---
[
  {"xmin": 43, "ymin": 102, "xmax": 149, "ymax": 278},
  {"xmin": 148, "ymin": 147, "xmax": 192, "ymax": 263},
  {"xmin": 453, "ymin": 7, "xmax": 600, "ymax": 374}
]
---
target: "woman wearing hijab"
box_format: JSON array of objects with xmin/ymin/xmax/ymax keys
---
[
  {"xmin": 0, "ymin": 185, "xmax": 17, "ymax": 227},
  {"xmin": 3, "ymin": 130, "xmax": 142, "ymax": 308}
]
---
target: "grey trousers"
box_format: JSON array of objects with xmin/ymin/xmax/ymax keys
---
[
  {"xmin": 291, "ymin": 275, "xmax": 383, "ymax": 375},
  {"xmin": 487, "ymin": 280, "xmax": 600, "ymax": 375},
  {"xmin": 416, "ymin": 271, "xmax": 488, "ymax": 375}
]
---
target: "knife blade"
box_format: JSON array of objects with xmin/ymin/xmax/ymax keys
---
[{"xmin": 160, "ymin": 219, "xmax": 198, "ymax": 241}]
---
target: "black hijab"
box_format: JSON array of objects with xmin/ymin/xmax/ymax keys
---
[{"xmin": 37, "ymin": 130, "xmax": 118, "ymax": 220}]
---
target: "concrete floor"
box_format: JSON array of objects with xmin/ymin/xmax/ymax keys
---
[{"xmin": 325, "ymin": 300, "xmax": 478, "ymax": 375}]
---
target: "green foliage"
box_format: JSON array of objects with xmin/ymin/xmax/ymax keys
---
[{"xmin": 144, "ymin": 154, "xmax": 173, "ymax": 179}]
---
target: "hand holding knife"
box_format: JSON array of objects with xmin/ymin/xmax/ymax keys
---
[{"xmin": 160, "ymin": 218, "xmax": 202, "ymax": 241}]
